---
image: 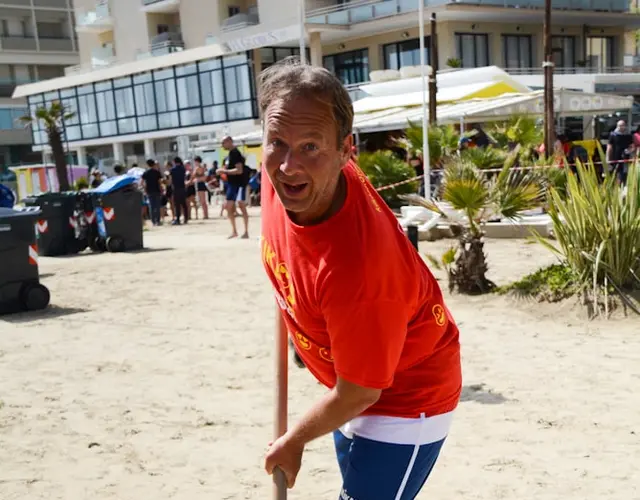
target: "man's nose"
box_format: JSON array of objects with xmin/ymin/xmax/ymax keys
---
[{"xmin": 279, "ymin": 149, "xmax": 304, "ymax": 175}]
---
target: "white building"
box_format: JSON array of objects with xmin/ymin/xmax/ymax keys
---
[{"xmin": 12, "ymin": 0, "xmax": 640, "ymax": 164}]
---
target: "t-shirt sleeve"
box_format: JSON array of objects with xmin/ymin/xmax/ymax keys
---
[
  {"xmin": 319, "ymin": 268, "xmax": 411, "ymax": 390},
  {"xmin": 229, "ymin": 150, "xmax": 244, "ymax": 168}
]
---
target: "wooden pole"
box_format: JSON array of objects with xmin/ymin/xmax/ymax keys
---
[
  {"xmin": 418, "ymin": 0, "xmax": 431, "ymax": 199},
  {"xmin": 543, "ymin": 0, "xmax": 555, "ymax": 157},
  {"xmin": 428, "ymin": 13, "xmax": 438, "ymax": 125},
  {"xmin": 274, "ymin": 311, "xmax": 288, "ymax": 500}
]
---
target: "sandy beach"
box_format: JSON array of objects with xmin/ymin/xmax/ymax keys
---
[{"xmin": 1, "ymin": 209, "xmax": 639, "ymax": 500}]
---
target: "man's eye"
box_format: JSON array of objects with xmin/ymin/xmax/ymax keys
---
[
  {"xmin": 303, "ymin": 143, "xmax": 318, "ymax": 152},
  {"xmin": 270, "ymin": 139, "xmax": 284, "ymax": 148}
]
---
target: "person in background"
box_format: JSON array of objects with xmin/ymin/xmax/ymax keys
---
[
  {"xmin": 170, "ymin": 157, "xmax": 189, "ymax": 225},
  {"xmin": 206, "ymin": 160, "xmax": 219, "ymax": 205},
  {"xmin": 114, "ymin": 164, "xmax": 125, "ymax": 176},
  {"xmin": 184, "ymin": 161, "xmax": 198, "ymax": 220},
  {"xmin": 163, "ymin": 161, "xmax": 175, "ymax": 221},
  {"xmin": 90, "ymin": 169, "xmax": 103, "ymax": 188},
  {"xmin": 606, "ymin": 120, "xmax": 633, "ymax": 185},
  {"xmin": 142, "ymin": 159, "xmax": 164, "ymax": 226},
  {"xmin": 193, "ymin": 156, "xmax": 209, "ymax": 220},
  {"xmin": 219, "ymin": 136, "xmax": 250, "ymax": 239}
]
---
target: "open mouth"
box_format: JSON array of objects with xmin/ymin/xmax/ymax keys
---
[{"xmin": 282, "ymin": 182, "xmax": 309, "ymax": 197}]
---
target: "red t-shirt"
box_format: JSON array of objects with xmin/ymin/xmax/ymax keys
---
[{"xmin": 261, "ymin": 160, "xmax": 461, "ymax": 418}]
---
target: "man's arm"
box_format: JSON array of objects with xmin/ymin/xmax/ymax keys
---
[
  {"xmin": 286, "ymin": 377, "xmax": 380, "ymax": 446},
  {"xmin": 606, "ymin": 142, "xmax": 612, "ymax": 163},
  {"xmin": 219, "ymin": 153, "xmax": 244, "ymax": 175}
]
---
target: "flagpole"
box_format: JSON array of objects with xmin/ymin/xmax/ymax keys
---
[
  {"xmin": 418, "ymin": 0, "xmax": 431, "ymax": 199},
  {"xmin": 299, "ymin": 0, "xmax": 306, "ymax": 64}
]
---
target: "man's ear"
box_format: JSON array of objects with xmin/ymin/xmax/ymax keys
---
[{"xmin": 340, "ymin": 133, "xmax": 354, "ymax": 166}]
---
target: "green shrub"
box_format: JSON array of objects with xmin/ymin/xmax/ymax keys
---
[
  {"xmin": 496, "ymin": 263, "xmax": 577, "ymax": 302},
  {"xmin": 460, "ymin": 146, "xmax": 506, "ymax": 170},
  {"xmin": 358, "ymin": 150, "xmax": 419, "ymax": 207},
  {"xmin": 534, "ymin": 161, "xmax": 640, "ymax": 315},
  {"xmin": 74, "ymin": 177, "xmax": 89, "ymax": 190}
]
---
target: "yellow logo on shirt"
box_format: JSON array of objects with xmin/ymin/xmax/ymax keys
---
[
  {"xmin": 432, "ymin": 304, "xmax": 446, "ymax": 326},
  {"xmin": 261, "ymin": 236, "xmax": 296, "ymax": 315},
  {"xmin": 295, "ymin": 332, "xmax": 312, "ymax": 351},
  {"xmin": 319, "ymin": 347, "xmax": 334, "ymax": 362}
]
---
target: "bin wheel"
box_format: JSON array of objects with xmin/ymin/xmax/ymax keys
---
[
  {"xmin": 106, "ymin": 236, "xmax": 125, "ymax": 253},
  {"xmin": 91, "ymin": 237, "xmax": 106, "ymax": 252},
  {"xmin": 20, "ymin": 283, "xmax": 50, "ymax": 311}
]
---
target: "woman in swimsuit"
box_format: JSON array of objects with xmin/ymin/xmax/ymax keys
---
[{"xmin": 193, "ymin": 156, "xmax": 209, "ymax": 219}]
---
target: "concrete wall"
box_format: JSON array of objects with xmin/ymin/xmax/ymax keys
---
[{"xmin": 180, "ymin": 0, "xmax": 218, "ymax": 48}]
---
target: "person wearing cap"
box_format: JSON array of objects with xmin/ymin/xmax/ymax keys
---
[
  {"xmin": 218, "ymin": 135, "xmax": 250, "ymax": 238},
  {"xmin": 142, "ymin": 159, "xmax": 164, "ymax": 226}
]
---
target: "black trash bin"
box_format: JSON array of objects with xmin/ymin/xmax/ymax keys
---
[
  {"xmin": 91, "ymin": 176, "xmax": 143, "ymax": 253},
  {"xmin": 0, "ymin": 207, "xmax": 50, "ymax": 315},
  {"xmin": 74, "ymin": 191, "xmax": 102, "ymax": 252},
  {"xmin": 23, "ymin": 192, "xmax": 87, "ymax": 256}
]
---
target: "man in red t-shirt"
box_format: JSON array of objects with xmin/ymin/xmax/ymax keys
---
[{"xmin": 260, "ymin": 61, "xmax": 461, "ymax": 499}]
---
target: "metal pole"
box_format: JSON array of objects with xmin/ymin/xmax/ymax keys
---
[
  {"xmin": 543, "ymin": 0, "xmax": 555, "ymax": 157},
  {"xmin": 299, "ymin": 0, "xmax": 306, "ymax": 64},
  {"xmin": 428, "ymin": 13, "xmax": 438, "ymax": 125},
  {"xmin": 418, "ymin": 0, "xmax": 431, "ymax": 199}
]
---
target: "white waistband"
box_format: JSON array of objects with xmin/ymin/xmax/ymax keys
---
[{"xmin": 339, "ymin": 411, "xmax": 454, "ymax": 446}]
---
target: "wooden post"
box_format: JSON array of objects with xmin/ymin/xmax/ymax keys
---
[
  {"xmin": 429, "ymin": 13, "xmax": 438, "ymax": 125},
  {"xmin": 274, "ymin": 311, "xmax": 288, "ymax": 500},
  {"xmin": 543, "ymin": 0, "xmax": 555, "ymax": 157}
]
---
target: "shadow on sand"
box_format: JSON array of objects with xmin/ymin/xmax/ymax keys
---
[
  {"xmin": 0, "ymin": 305, "xmax": 90, "ymax": 324},
  {"xmin": 460, "ymin": 384, "xmax": 508, "ymax": 405}
]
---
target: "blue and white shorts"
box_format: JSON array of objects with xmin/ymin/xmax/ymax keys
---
[{"xmin": 334, "ymin": 412, "xmax": 453, "ymax": 500}]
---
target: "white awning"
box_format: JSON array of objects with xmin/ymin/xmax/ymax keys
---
[
  {"xmin": 352, "ymin": 80, "xmax": 522, "ymax": 113},
  {"xmin": 353, "ymin": 89, "xmax": 634, "ymax": 133}
]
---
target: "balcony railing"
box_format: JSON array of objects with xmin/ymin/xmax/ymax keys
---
[
  {"xmin": 306, "ymin": 0, "xmax": 631, "ymax": 24},
  {"xmin": 136, "ymin": 40, "xmax": 185, "ymax": 60},
  {"xmin": 507, "ymin": 66, "xmax": 640, "ymax": 74},
  {"xmin": 65, "ymin": 46, "xmax": 115, "ymax": 76},
  {"xmin": 221, "ymin": 11, "xmax": 260, "ymax": 33},
  {"xmin": 0, "ymin": 36, "xmax": 37, "ymax": 51},
  {"xmin": 0, "ymin": 77, "xmax": 38, "ymax": 98},
  {"xmin": 76, "ymin": 1, "xmax": 113, "ymax": 32}
]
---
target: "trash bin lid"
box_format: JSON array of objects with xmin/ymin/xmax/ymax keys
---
[
  {"xmin": 0, "ymin": 206, "xmax": 41, "ymax": 219},
  {"xmin": 91, "ymin": 175, "xmax": 136, "ymax": 194}
]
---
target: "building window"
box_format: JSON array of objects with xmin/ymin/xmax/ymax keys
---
[
  {"xmin": 455, "ymin": 33, "xmax": 489, "ymax": 68},
  {"xmin": 502, "ymin": 35, "xmax": 532, "ymax": 69},
  {"xmin": 0, "ymin": 108, "xmax": 28, "ymax": 130},
  {"xmin": 260, "ymin": 47, "xmax": 310, "ymax": 72},
  {"xmin": 25, "ymin": 52, "xmax": 257, "ymax": 144},
  {"xmin": 382, "ymin": 37, "xmax": 430, "ymax": 70},
  {"xmin": 323, "ymin": 49, "xmax": 369, "ymax": 86},
  {"xmin": 551, "ymin": 36, "xmax": 576, "ymax": 69},
  {"xmin": 587, "ymin": 36, "xmax": 614, "ymax": 70},
  {"xmin": 228, "ymin": 6, "xmax": 240, "ymax": 16},
  {"xmin": 37, "ymin": 21, "xmax": 64, "ymax": 39}
]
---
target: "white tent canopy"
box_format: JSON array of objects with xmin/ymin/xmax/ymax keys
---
[{"xmin": 353, "ymin": 89, "xmax": 634, "ymax": 134}]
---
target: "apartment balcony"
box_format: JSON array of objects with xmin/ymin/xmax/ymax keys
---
[
  {"xmin": 0, "ymin": 36, "xmax": 37, "ymax": 51},
  {"xmin": 136, "ymin": 35, "xmax": 184, "ymax": 60},
  {"xmin": 76, "ymin": 1, "xmax": 113, "ymax": 34},
  {"xmin": 306, "ymin": 0, "xmax": 631, "ymax": 25},
  {"xmin": 33, "ymin": 0, "xmax": 68, "ymax": 7},
  {"xmin": 221, "ymin": 9, "xmax": 260, "ymax": 33},
  {"xmin": 0, "ymin": 77, "xmax": 37, "ymax": 99},
  {"xmin": 39, "ymin": 37, "xmax": 75, "ymax": 52},
  {"xmin": 141, "ymin": 0, "xmax": 181, "ymax": 13},
  {"xmin": 507, "ymin": 66, "xmax": 640, "ymax": 74},
  {"xmin": 65, "ymin": 45, "xmax": 115, "ymax": 76}
]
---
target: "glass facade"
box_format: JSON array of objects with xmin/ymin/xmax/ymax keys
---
[
  {"xmin": 27, "ymin": 52, "xmax": 257, "ymax": 146},
  {"xmin": 455, "ymin": 33, "xmax": 490, "ymax": 68},
  {"xmin": 260, "ymin": 47, "xmax": 310, "ymax": 72},
  {"xmin": 382, "ymin": 38, "xmax": 430, "ymax": 70},
  {"xmin": 502, "ymin": 35, "xmax": 533, "ymax": 69},
  {"xmin": 0, "ymin": 108, "xmax": 28, "ymax": 130},
  {"xmin": 323, "ymin": 49, "xmax": 369, "ymax": 86}
]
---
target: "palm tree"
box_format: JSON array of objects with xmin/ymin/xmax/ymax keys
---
[
  {"xmin": 20, "ymin": 100, "xmax": 75, "ymax": 192},
  {"xmin": 402, "ymin": 150, "xmax": 544, "ymax": 294},
  {"xmin": 488, "ymin": 115, "xmax": 543, "ymax": 163},
  {"xmin": 399, "ymin": 122, "xmax": 459, "ymax": 168}
]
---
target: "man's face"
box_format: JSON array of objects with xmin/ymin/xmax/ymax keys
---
[
  {"xmin": 263, "ymin": 95, "xmax": 352, "ymax": 222},
  {"xmin": 617, "ymin": 120, "xmax": 627, "ymax": 133},
  {"xmin": 222, "ymin": 138, "xmax": 232, "ymax": 151}
]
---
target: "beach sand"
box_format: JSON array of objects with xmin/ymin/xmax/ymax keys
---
[{"xmin": 1, "ymin": 210, "xmax": 639, "ymax": 499}]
